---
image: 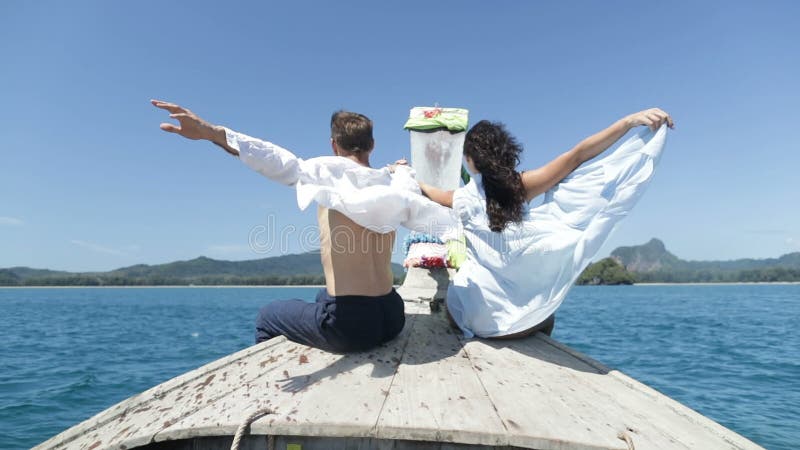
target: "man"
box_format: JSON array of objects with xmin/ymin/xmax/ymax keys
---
[{"xmin": 152, "ymin": 99, "xmax": 415, "ymax": 353}]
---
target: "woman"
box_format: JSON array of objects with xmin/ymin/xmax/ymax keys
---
[{"xmin": 420, "ymin": 108, "xmax": 673, "ymax": 338}]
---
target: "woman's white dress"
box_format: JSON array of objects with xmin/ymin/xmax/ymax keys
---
[{"xmin": 447, "ymin": 125, "xmax": 668, "ymax": 338}]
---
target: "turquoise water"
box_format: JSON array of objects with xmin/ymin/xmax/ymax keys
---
[{"xmin": 0, "ymin": 285, "xmax": 797, "ymax": 450}]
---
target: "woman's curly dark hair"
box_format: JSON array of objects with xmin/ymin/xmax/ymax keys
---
[{"xmin": 464, "ymin": 120, "xmax": 526, "ymax": 232}]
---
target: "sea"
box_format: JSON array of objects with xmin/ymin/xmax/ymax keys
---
[{"xmin": 1, "ymin": 285, "xmax": 797, "ymax": 450}]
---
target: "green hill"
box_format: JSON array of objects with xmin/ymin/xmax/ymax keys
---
[
  {"xmin": 1, "ymin": 252, "xmax": 407, "ymax": 286},
  {"xmin": 7, "ymin": 240, "xmax": 800, "ymax": 286},
  {"xmin": 578, "ymin": 239, "xmax": 800, "ymax": 284},
  {"xmin": 576, "ymin": 258, "xmax": 635, "ymax": 285}
]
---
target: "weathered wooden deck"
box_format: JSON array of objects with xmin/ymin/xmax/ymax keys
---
[{"xmin": 35, "ymin": 298, "xmax": 763, "ymax": 450}]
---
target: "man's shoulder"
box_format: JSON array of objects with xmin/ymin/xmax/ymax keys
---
[{"xmin": 303, "ymin": 157, "xmax": 391, "ymax": 186}]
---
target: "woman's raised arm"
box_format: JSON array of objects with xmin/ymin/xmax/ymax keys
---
[{"xmin": 521, "ymin": 108, "xmax": 673, "ymax": 201}]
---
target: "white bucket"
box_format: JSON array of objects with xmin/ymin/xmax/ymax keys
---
[{"xmin": 409, "ymin": 129, "xmax": 465, "ymax": 191}]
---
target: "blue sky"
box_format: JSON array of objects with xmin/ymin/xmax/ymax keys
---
[{"xmin": 1, "ymin": 1, "xmax": 799, "ymax": 271}]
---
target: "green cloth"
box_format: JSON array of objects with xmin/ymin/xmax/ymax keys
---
[
  {"xmin": 460, "ymin": 165, "xmax": 471, "ymax": 185},
  {"xmin": 404, "ymin": 106, "xmax": 469, "ymax": 132},
  {"xmin": 446, "ymin": 235, "xmax": 467, "ymax": 270}
]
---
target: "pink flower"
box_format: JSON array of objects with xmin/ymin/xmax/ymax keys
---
[{"xmin": 423, "ymin": 108, "xmax": 442, "ymax": 119}]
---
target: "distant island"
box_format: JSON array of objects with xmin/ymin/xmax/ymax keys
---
[
  {"xmin": 0, "ymin": 252, "xmax": 406, "ymax": 287},
  {"xmin": 577, "ymin": 238, "xmax": 800, "ymax": 285},
  {"xmin": 3, "ymin": 239, "xmax": 799, "ymax": 286}
]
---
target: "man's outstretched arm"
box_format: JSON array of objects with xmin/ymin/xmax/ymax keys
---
[
  {"xmin": 152, "ymin": 99, "xmax": 238, "ymax": 156},
  {"xmin": 152, "ymin": 99, "xmax": 303, "ymax": 186}
]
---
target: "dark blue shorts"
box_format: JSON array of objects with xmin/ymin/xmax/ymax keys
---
[{"xmin": 255, "ymin": 288, "xmax": 405, "ymax": 353}]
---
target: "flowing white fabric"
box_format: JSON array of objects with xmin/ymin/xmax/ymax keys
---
[
  {"xmin": 447, "ymin": 125, "xmax": 669, "ymax": 338},
  {"xmin": 226, "ymin": 128, "xmax": 457, "ymax": 235}
]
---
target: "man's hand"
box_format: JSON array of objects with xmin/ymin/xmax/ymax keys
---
[
  {"xmin": 151, "ymin": 99, "xmax": 237, "ymax": 156},
  {"xmin": 625, "ymin": 108, "xmax": 675, "ymax": 131},
  {"xmin": 151, "ymin": 99, "xmax": 225, "ymax": 141},
  {"xmin": 387, "ymin": 158, "xmax": 408, "ymax": 173}
]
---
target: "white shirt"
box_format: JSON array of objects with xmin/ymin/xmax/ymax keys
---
[
  {"xmin": 224, "ymin": 128, "xmax": 457, "ymax": 236},
  {"xmin": 447, "ymin": 125, "xmax": 668, "ymax": 338}
]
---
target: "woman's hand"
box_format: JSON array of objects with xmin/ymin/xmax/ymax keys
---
[
  {"xmin": 418, "ymin": 181, "xmax": 454, "ymax": 208},
  {"xmin": 625, "ymin": 108, "xmax": 675, "ymax": 131}
]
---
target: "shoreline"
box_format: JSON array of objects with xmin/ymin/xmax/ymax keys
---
[
  {"xmin": 0, "ymin": 285, "xmax": 328, "ymax": 289},
  {"xmin": 632, "ymin": 281, "xmax": 800, "ymax": 286},
  {"xmin": 2, "ymin": 282, "xmax": 800, "ymax": 289}
]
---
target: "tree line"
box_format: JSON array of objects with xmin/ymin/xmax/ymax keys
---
[
  {"xmin": 0, "ymin": 274, "xmax": 406, "ymax": 287},
  {"xmin": 576, "ymin": 258, "xmax": 800, "ymax": 285},
  {"xmin": 5, "ymin": 261, "xmax": 798, "ymax": 286}
]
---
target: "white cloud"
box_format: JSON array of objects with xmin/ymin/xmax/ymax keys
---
[
  {"xmin": 0, "ymin": 216, "xmax": 24, "ymax": 226},
  {"xmin": 787, "ymin": 237, "xmax": 800, "ymax": 251},
  {"xmin": 71, "ymin": 240, "xmax": 138, "ymax": 256}
]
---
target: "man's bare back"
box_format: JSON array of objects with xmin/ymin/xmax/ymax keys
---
[{"xmin": 318, "ymin": 206, "xmax": 395, "ymax": 297}]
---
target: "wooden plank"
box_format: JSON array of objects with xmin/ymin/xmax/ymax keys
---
[
  {"xmin": 504, "ymin": 335, "xmax": 695, "ymax": 450},
  {"xmin": 252, "ymin": 312, "xmax": 417, "ymax": 438},
  {"xmin": 125, "ymin": 337, "xmax": 319, "ymax": 449},
  {"xmin": 155, "ymin": 313, "xmax": 420, "ymax": 443},
  {"xmin": 33, "ymin": 338, "xmax": 288, "ymax": 450},
  {"xmin": 463, "ymin": 338, "xmax": 628, "ymax": 450},
  {"xmin": 532, "ymin": 334, "xmax": 763, "ymax": 449},
  {"xmin": 605, "ymin": 369, "xmax": 763, "ymax": 450},
  {"xmin": 397, "ymin": 268, "xmax": 454, "ymax": 301},
  {"xmin": 471, "ymin": 334, "xmax": 763, "ymax": 450},
  {"xmin": 264, "ymin": 435, "xmax": 511, "ymax": 449},
  {"xmin": 189, "ymin": 435, "xmax": 512, "ymax": 449},
  {"xmin": 151, "ymin": 339, "xmax": 342, "ymax": 443},
  {"xmin": 403, "ymin": 300, "xmax": 432, "ymax": 315},
  {"xmin": 376, "ymin": 310, "xmax": 507, "ymax": 447}
]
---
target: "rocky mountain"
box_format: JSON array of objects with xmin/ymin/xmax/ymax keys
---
[
  {"xmin": 610, "ymin": 239, "xmax": 682, "ymax": 272},
  {"xmin": 611, "ymin": 238, "xmax": 800, "ymax": 273},
  {"xmin": 578, "ymin": 238, "xmax": 800, "ymax": 284}
]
